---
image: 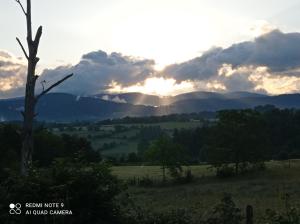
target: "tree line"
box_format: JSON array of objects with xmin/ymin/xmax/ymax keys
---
[
  {"xmin": 122, "ymin": 107, "xmax": 300, "ymax": 178},
  {"xmin": 0, "ymin": 124, "xmax": 101, "ymax": 176},
  {"xmin": 97, "ymin": 112, "xmax": 215, "ymax": 125}
]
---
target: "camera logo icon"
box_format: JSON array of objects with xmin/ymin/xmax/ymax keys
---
[{"xmin": 9, "ymin": 203, "xmax": 21, "ymax": 215}]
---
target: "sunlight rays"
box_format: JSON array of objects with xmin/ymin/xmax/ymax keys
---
[{"xmin": 107, "ymin": 77, "xmax": 195, "ymax": 96}]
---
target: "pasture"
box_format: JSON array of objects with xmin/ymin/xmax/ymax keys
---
[{"xmin": 112, "ymin": 160, "xmax": 300, "ymax": 221}]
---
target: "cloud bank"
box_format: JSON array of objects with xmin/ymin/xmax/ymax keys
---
[
  {"xmin": 163, "ymin": 30, "xmax": 300, "ymax": 94},
  {"xmin": 3, "ymin": 30, "xmax": 300, "ymax": 98},
  {"xmin": 0, "ymin": 51, "xmax": 26, "ymax": 98},
  {"xmin": 39, "ymin": 51, "xmax": 156, "ymax": 96}
]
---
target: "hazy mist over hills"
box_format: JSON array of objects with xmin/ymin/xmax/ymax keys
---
[{"xmin": 1, "ymin": 91, "xmax": 300, "ymax": 122}]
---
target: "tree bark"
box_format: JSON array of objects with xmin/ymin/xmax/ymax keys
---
[
  {"xmin": 21, "ymin": 58, "xmax": 39, "ymax": 175},
  {"xmin": 17, "ymin": 0, "xmax": 73, "ymax": 175},
  {"xmin": 20, "ymin": 0, "xmax": 39, "ymax": 176}
]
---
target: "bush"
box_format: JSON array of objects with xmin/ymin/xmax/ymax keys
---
[
  {"xmin": 0, "ymin": 158, "xmax": 124, "ymax": 224},
  {"xmin": 121, "ymin": 194, "xmax": 243, "ymax": 224},
  {"xmin": 168, "ymin": 165, "xmax": 183, "ymax": 181},
  {"xmin": 202, "ymin": 194, "xmax": 243, "ymax": 224},
  {"xmin": 263, "ymin": 194, "xmax": 300, "ymax": 224},
  {"xmin": 264, "ymin": 208, "xmax": 300, "ymax": 224},
  {"xmin": 169, "ymin": 167, "xmax": 194, "ymax": 184},
  {"xmin": 122, "ymin": 205, "xmax": 194, "ymax": 224},
  {"xmin": 216, "ymin": 165, "xmax": 235, "ymax": 178},
  {"xmin": 0, "ymin": 124, "xmax": 101, "ymax": 171},
  {"xmin": 183, "ymin": 169, "xmax": 194, "ymax": 183}
]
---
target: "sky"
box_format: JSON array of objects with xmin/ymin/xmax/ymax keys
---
[{"xmin": 1, "ymin": 0, "xmax": 300, "ymax": 98}]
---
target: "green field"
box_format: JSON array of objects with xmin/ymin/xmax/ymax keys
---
[
  {"xmin": 50, "ymin": 121, "xmax": 300, "ymax": 221},
  {"xmin": 51, "ymin": 121, "xmax": 203, "ymax": 157},
  {"xmin": 112, "ymin": 160, "xmax": 300, "ymax": 221}
]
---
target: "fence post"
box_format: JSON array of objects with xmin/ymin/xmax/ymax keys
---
[{"xmin": 246, "ymin": 205, "xmax": 253, "ymax": 224}]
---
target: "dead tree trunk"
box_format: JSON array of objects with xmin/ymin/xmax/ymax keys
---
[{"xmin": 15, "ymin": 0, "xmax": 73, "ymax": 176}]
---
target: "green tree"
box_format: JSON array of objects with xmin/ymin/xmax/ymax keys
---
[
  {"xmin": 204, "ymin": 194, "xmax": 243, "ymax": 224},
  {"xmin": 207, "ymin": 110, "xmax": 268, "ymax": 176},
  {"xmin": 137, "ymin": 126, "xmax": 164, "ymax": 158},
  {"xmin": 146, "ymin": 135, "xmax": 187, "ymax": 182}
]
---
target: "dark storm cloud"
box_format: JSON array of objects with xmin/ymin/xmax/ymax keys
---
[
  {"xmin": 39, "ymin": 50, "xmax": 156, "ymax": 95},
  {"xmin": 164, "ymin": 30, "xmax": 300, "ymax": 81}
]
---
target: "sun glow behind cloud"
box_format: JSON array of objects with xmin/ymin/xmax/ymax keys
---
[
  {"xmin": 247, "ymin": 20, "xmax": 277, "ymax": 37},
  {"xmin": 0, "ymin": 51, "xmax": 26, "ymax": 93},
  {"xmin": 3, "ymin": 27, "xmax": 300, "ymax": 98},
  {"xmin": 217, "ymin": 64, "xmax": 300, "ymax": 95},
  {"xmin": 107, "ymin": 77, "xmax": 196, "ymax": 96}
]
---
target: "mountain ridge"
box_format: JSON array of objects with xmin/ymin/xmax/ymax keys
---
[{"xmin": 1, "ymin": 91, "xmax": 300, "ymax": 121}]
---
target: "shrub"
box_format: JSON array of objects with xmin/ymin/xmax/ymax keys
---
[
  {"xmin": 264, "ymin": 208, "xmax": 300, "ymax": 224},
  {"xmin": 121, "ymin": 194, "xmax": 243, "ymax": 224},
  {"xmin": 216, "ymin": 165, "xmax": 235, "ymax": 178},
  {"xmin": 183, "ymin": 168, "xmax": 194, "ymax": 183},
  {"xmin": 168, "ymin": 165, "xmax": 183, "ymax": 181},
  {"xmin": 0, "ymin": 158, "xmax": 124, "ymax": 224},
  {"xmin": 202, "ymin": 194, "xmax": 243, "ymax": 224},
  {"xmin": 169, "ymin": 167, "xmax": 194, "ymax": 184},
  {"xmin": 122, "ymin": 206, "xmax": 194, "ymax": 224},
  {"xmin": 263, "ymin": 194, "xmax": 300, "ymax": 224}
]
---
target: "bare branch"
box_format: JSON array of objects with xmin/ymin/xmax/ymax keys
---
[
  {"xmin": 34, "ymin": 75, "xmax": 39, "ymax": 81},
  {"xmin": 33, "ymin": 26, "xmax": 43, "ymax": 54},
  {"xmin": 15, "ymin": 0, "xmax": 27, "ymax": 16},
  {"xmin": 35, "ymin": 73, "xmax": 74, "ymax": 102},
  {"xmin": 16, "ymin": 37, "xmax": 29, "ymax": 59},
  {"xmin": 34, "ymin": 26, "xmax": 43, "ymax": 45},
  {"xmin": 40, "ymin": 80, "xmax": 46, "ymax": 91}
]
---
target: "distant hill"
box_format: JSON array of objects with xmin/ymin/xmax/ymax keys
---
[
  {"xmin": 172, "ymin": 91, "xmax": 266, "ymax": 103},
  {"xmin": 222, "ymin": 91, "xmax": 267, "ymax": 99},
  {"xmin": 0, "ymin": 93, "xmax": 155, "ymax": 122},
  {"xmin": 1, "ymin": 92, "xmax": 300, "ymax": 121},
  {"xmin": 93, "ymin": 91, "xmax": 267, "ymax": 106},
  {"xmin": 167, "ymin": 94, "xmax": 300, "ymax": 113}
]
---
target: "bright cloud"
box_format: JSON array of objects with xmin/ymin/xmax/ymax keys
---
[
  {"xmin": 3, "ymin": 30, "xmax": 300, "ymax": 98},
  {"xmin": 216, "ymin": 64, "xmax": 300, "ymax": 95},
  {"xmin": 101, "ymin": 95, "xmax": 127, "ymax": 103},
  {"xmin": 247, "ymin": 20, "xmax": 277, "ymax": 37},
  {"xmin": 0, "ymin": 51, "xmax": 26, "ymax": 98},
  {"xmin": 250, "ymin": 71, "xmax": 300, "ymax": 95},
  {"xmin": 107, "ymin": 77, "xmax": 196, "ymax": 96}
]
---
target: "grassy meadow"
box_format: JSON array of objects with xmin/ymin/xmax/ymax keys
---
[
  {"xmin": 113, "ymin": 160, "xmax": 300, "ymax": 221},
  {"xmin": 50, "ymin": 119, "xmax": 300, "ymax": 221}
]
